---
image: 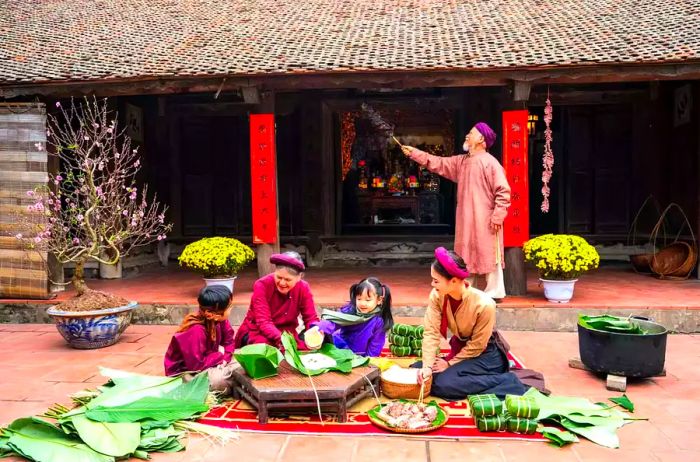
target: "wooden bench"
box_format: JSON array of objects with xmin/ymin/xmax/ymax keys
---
[{"xmin": 231, "ymin": 362, "xmax": 380, "ymax": 424}]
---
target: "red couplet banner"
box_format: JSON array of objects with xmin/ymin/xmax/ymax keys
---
[
  {"xmin": 501, "ymin": 110, "xmax": 530, "ymax": 248},
  {"xmin": 249, "ymin": 114, "xmax": 278, "ymax": 244}
]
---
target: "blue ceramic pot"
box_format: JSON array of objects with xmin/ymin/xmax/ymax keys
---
[{"xmin": 47, "ymin": 301, "xmax": 137, "ymax": 349}]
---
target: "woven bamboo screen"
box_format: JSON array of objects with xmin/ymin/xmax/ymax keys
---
[{"xmin": 0, "ymin": 103, "xmax": 50, "ymax": 299}]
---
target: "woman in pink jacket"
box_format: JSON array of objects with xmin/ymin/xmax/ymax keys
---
[{"xmin": 234, "ymin": 251, "xmax": 319, "ymax": 350}]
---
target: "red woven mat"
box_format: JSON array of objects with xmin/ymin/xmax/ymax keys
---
[{"xmin": 198, "ymin": 348, "xmax": 545, "ymax": 441}]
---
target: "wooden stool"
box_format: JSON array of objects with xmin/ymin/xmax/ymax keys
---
[{"xmin": 231, "ymin": 362, "xmax": 380, "ymax": 424}]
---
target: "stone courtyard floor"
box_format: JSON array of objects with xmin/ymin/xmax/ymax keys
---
[{"xmin": 0, "ymin": 324, "xmax": 698, "ymax": 462}]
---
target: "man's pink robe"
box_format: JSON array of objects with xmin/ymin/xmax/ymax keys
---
[{"xmin": 408, "ymin": 149, "xmax": 511, "ymax": 275}]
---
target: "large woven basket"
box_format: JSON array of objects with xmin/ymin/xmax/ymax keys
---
[
  {"xmin": 648, "ymin": 203, "xmax": 698, "ymax": 280},
  {"xmin": 651, "ymin": 241, "xmax": 697, "ymax": 280},
  {"xmin": 380, "ymin": 375, "xmax": 432, "ymax": 399}
]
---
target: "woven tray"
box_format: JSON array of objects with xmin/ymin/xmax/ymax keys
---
[{"xmin": 366, "ymin": 400, "xmax": 449, "ymax": 434}]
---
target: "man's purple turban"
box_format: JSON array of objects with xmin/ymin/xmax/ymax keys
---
[{"xmin": 474, "ymin": 122, "xmax": 497, "ymax": 149}]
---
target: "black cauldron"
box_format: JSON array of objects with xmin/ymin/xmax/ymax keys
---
[{"xmin": 578, "ymin": 317, "xmax": 667, "ymax": 378}]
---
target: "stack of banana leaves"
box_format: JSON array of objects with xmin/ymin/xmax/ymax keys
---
[
  {"xmin": 578, "ymin": 314, "xmax": 647, "ymax": 334},
  {"xmin": 0, "ymin": 368, "xmax": 236, "ymax": 462},
  {"xmin": 525, "ymin": 388, "xmax": 643, "ymax": 449}
]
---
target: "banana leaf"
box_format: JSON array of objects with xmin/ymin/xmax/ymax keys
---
[
  {"xmin": 234, "ymin": 343, "xmax": 284, "ymax": 379},
  {"xmin": 0, "ymin": 432, "xmax": 14, "ymax": 458},
  {"xmin": 140, "ymin": 421, "xmax": 175, "ymax": 432},
  {"xmin": 138, "ymin": 426, "xmax": 186, "ymax": 452},
  {"xmin": 164, "ymin": 372, "xmax": 209, "ymax": 403},
  {"xmin": 524, "ymin": 388, "xmax": 629, "ymax": 448},
  {"xmin": 281, "ymin": 332, "xmax": 369, "ymax": 376},
  {"xmin": 64, "ymin": 374, "xmax": 183, "ymax": 419},
  {"xmin": 609, "ymin": 394, "xmax": 635, "ymax": 412},
  {"xmin": 68, "ymin": 415, "xmax": 140, "ymax": 458},
  {"xmin": 132, "ymin": 450, "xmax": 150, "ymax": 460},
  {"xmin": 523, "ymin": 388, "xmax": 613, "ymax": 419},
  {"xmin": 86, "ymin": 397, "xmax": 208, "ymax": 423},
  {"xmin": 3, "ymin": 417, "xmax": 113, "ymax": 462},
  {"xmin": 578, "ymin": 314, "xmax": 646, "ymax": 335},
  {"xmin": 538, "ymin": 426, "xmax": 579, "ymax": 447}
]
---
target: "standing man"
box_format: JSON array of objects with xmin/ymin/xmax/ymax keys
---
[{"xmin": 402, "ymin": 123, "xmax": 510, "ymax": 300}]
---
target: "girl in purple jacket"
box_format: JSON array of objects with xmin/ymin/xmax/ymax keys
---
[{"xmin": 315, "ymin": 277, "xmax": 394, "ymax": 357}]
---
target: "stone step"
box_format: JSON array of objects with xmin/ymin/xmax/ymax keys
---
[{"xmin": 2, "ymin": 302, "xmax": 698, "ymax": 333}]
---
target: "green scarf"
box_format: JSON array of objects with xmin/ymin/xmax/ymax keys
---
[{"xmin": 321, "ymin": 307, "xmax": 381, "ymax": 326}]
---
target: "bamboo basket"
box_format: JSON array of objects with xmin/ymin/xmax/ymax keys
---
[
  {"xmin": 380, "ymin": 374, "xmax": 432, "ymax": 399},
  {"xmin": 627, "ymin": 195, "xmax": 664, "ymax": 274},
  {"xmin": 649, "ymin": 203, "xmax": 698, "ymax": 280}
]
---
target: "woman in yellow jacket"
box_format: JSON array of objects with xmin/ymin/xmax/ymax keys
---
[{"xmin": 416, "ymin": 247, "xmax": 526, "ymax": 400}]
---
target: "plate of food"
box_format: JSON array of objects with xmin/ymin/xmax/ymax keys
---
[{"xmin": 367, "ymin": 399, "xmax": 449, "ymax": 433}]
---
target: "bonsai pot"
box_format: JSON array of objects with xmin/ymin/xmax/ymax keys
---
[{"xmin": 46, "ymin": 301, "xmax": 137, "ymax": 349}]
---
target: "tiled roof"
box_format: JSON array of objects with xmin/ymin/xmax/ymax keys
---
[{"xmin": 1, "ymin": 0, "xmax": 700, "ymax": 85}]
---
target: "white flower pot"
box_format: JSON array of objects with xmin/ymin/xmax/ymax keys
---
[
  {"xmin": 540, "ymin": 278, "xmax": 578, "ymax": 303},
  {"xmin": 203, "ymin": 276, "xmax": 237, "ymax": 294}
]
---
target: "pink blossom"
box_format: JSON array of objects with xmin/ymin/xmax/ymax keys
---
[
  {"xmin": 55, "ymin": 101, "xmax": 61, "ymax": 108},
  {"xmin": 55, "ymin": 175, "xmax": 63, "ymax": 181},
  {"xmin": 83, "ymin": 135, "xmax": 90, "ymax": 141},
  {"xmin": 72, "ymin": 237, "xmax": 80, "ymax": 245},
  {"xmin": 157, "ymin": 235, "xmax": 165, "ymax": 241},
  {"xmin": 27, "ymin": 205, "xmax": 35, "ymax": 212},
  {"xmin": 26, "ymin": 190, "xmax": 34, "ymax": 197},
  {"xmin": 14, "ymin": 233, "xmax": 23, "ymax": 239},
  {"xmin": 92, "ymin": 122, "xmax": 100, "ymax": 129},
  {"xmin": 107, "ymin": 128, "xmax": 113, "ymax": 134},
  {"xmin": 134, "ymin": 160, "xmax": 140, "ymax": 168},
  {"xmin": 34, "ymin": 143, "xmax": 43, "ymax": 151},
  {"xmin": 34, "ymin": 236, "xmax": 42, "ymax": 243},
  {"xmin": 129, "ymin": 191, "xmax": 137, "ymax": 200},
  {"xmin": 122, "ymin": 210, "xmax": 129, "ymax": 216},
  {"xmin": 76, "ymin": 214, "xmax": 84, "ymax": 221}
]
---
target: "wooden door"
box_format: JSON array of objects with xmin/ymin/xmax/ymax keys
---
[
  {"xmin": 178, "ymin": 116, "xmax": 250, "ymax": 237},
  {"xmin": 564, "ymin": 106, "xmax": 632, "ymax": 238}
]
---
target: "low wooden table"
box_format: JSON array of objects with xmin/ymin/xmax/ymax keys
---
[{"xmin": 231, "ymin": 362, "xmax": 380, "ymax": 424}]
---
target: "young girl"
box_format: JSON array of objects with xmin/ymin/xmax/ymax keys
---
[
  {"xmin": 164, "ymin": 285, "xmax": 236, "ymax": 394},
  {"xmin": 313, "ymin": 277, "xmax": 393, "ymax": 357}
]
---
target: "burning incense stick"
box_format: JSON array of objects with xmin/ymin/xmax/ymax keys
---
[{"xmin": 391, "ymin": 135, "xmax": 405, "ymax": 148}]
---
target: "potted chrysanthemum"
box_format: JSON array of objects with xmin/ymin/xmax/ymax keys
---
[
  {"xmin": 523, "ymin": 234, "xmax": 600, "ymax": 303},
  {"xmin": 178, "ymin": 237, "xmax": 255, "ymax": 292}
]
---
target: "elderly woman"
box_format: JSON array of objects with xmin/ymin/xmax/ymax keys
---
[
  {"xmin": 415, "ymin": 247, "xmax": 526, "ymax": 400},
  {"xmin": 234, "ymin": 251, "xmax": 319, "ymax": 349}
]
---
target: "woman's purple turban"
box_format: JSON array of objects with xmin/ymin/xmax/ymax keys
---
[{"xmin": 474, "ymin": 122, "xmax": 497, "ymax": 149}]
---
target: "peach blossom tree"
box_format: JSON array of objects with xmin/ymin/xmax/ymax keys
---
[{"xmin": 17, "ymin": 97, "xmax": 171, "ymax": 296}]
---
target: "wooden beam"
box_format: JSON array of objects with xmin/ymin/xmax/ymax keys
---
[
  {"xmin": 511, "ymin": 80, "xmax": 531, "ymax": 102},
  {"xmin": 529, "ymin": 89, "xmax": 649, "ymax": 106},
  {"xmin": 3, "ymin": 63, "xmax": 700, "ymax": 98}
]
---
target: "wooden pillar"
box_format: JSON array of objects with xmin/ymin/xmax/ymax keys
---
[
  {"xmin": 252, "ymin": 91, "xmax": 280, "ymax": 277},
  {"xmin": 696, "ymin": 83, "xmax": 700, "ymax": 279},
  {"xmin": 504, "ymin": 247, "xmax": 527, "ymax": 295}
]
